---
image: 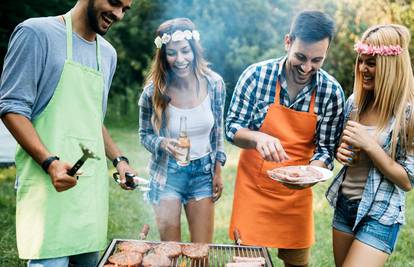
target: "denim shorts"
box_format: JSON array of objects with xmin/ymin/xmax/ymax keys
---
[
  {"xmin": 147, "ymin": 154, "xmax": 213, "ymax": 205},
  {"xmin": 332, "ymin": 193, "xmax": 400, "ymax": 254}
]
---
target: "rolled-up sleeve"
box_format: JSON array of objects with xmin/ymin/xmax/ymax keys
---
[
  {"xmin": 225, "ymin": 65, "xmax": 257, "ymax": 143},
  {"xmin": 310, "ymin": 84, "xmax": 345, "ymax": 170},
  {"xmin": 0, "ymin": 25, "xmax": 44, "ymax": 119},
  {"xmin": 400, "ymin": 152, "xmax": 414, "ymax": 188},
  {"xmin": 215, "ymin": 78, "xmax": 227, "ymax": 165},
  {"xmin": 138, "ymin": 86, "xmax": 165, "ymax": 161}
]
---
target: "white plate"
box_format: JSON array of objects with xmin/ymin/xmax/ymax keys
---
[{"xmin": 267, "ymin": 165, "xmax": 333, "ymax": 185}]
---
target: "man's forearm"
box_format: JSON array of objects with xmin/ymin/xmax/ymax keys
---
[
  {"xmin": 1, "ymin": 113, "xmax": 51, "ymax": 165},
  {"xmin": 102, "ymin": 125, "xmax": 123, "ymax": 161},
  {"xmin": 233, "ymin": 128, "xmax": 258, "ymax": 149}
]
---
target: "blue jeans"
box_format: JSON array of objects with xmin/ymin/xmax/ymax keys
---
[
  {"xmin": 27, "ymin": 251, "xmax": 99, "ymax": 267},
  {"xmin": 332, "ymin": 193, "xmax": 400, "ymax": 254},
  {"xmin": 147, "ymin": 154, "xmax": 213, "ymax": 205}
]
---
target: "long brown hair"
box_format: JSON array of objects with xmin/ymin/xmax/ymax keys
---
[
  {"xmin": 145, "ymin": 18, "xmax": 211, "ymax": 133},
  {"xmin": 354, "ymin": 24, "xmax": 414, "ymax": 158}
]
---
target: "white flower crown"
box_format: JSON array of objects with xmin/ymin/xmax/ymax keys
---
[{"xmin": 154, "ymin": 30, "xmax": 200, "ymax": 49}]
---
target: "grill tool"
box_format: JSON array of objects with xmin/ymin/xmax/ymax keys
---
[
  {"xmin": 67, "ymin": 143, "xmax": 100, "ymax": 178},
  {"xmin": 113, "ymin": 172, "xmax": 150, "ymax": 191}
]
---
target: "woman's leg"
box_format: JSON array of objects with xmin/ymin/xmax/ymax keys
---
[
  {"xmin": 153, "ymin": 199, "xmax": 182, "ymax": 241},
  {"xmin": 184, "ymin": 198, "xmax": 214, "ymax": 243},
  {"xmin": 342, "ymin": 240, "xmax": 388, "ymax": 267},
  {"xmin": 332, "ymin": 228, "xmax": 355, "ymax": 267}
]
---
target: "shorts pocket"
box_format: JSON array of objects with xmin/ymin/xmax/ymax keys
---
[{"xmin": 167, "ymin": 158, "xmax": 182, "ymax": 174}]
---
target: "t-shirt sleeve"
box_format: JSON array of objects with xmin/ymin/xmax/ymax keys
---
[{"xmin": 0, "ymin": 24, "xmax": 45, "ymax": 119}]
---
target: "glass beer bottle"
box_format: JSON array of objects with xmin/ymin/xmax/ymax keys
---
[{"xmin": 176, "ymin": 115, "xmax": 190, "ymax": 166}]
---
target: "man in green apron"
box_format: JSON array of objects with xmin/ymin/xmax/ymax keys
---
[{"xmin": 0, "ymin": 0, "xmax": 134, "ymax": 266}]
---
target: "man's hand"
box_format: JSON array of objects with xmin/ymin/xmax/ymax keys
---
[
  {"xmin": 116, "ymin": 161, "xmax": 138, "ymax": 190},
  {"xmin": 254, "ymin": 132, "xmax": 290, "ymax": 162},
  {"xmin": 47, "ymin": 160, "xmax": 77, "ymax": 192}
]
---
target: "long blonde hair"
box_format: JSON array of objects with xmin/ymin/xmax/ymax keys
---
[
  {"xmin": 145, "ymin": 18, "xmax": 211, "ymax": 133},
  {"xmin": 354, "ymin": 24, "xmax": 414, "ymax": 158}
]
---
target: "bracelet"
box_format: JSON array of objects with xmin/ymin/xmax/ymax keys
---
[
  {"xmin": 112, "ymin": 156, "xmax": 129, "ymax": 168},
  {"xmin": 41, "ymin": 156, "xmax": 60, "ymax": 173}
]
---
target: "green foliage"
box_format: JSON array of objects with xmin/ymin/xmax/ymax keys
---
[
  {"xmin": 103, "ymin": 0, "xmax": 163, "ymax": 123},
  {"xmin": 0, "ymin": 0, "xmax": 76, "ymax": 68},
  {"xmin": 1, "ymin": 0, "xmax": 414, "ymax": 121}
]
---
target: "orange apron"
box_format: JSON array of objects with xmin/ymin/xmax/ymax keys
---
[{"xmin": 229, "ymin": 81, "xmax": 317, "ymax": 248}]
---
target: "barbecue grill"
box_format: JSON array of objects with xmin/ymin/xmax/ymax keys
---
[{"xmin": 97, "ymin": 226, "xmax": 274, "ymax": 266}]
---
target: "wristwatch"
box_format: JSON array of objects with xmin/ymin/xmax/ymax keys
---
[
  {"xmin": 41, "ymin": 156, "xmax": 60, "ymax": 173},
  {"xmin": 112, "ymin": 156, "xmax": 129, "ymax": 168}
]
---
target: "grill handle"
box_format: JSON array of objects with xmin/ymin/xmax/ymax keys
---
[
  {"xmin": 233, "ymin": 228, "xmax": 242, "ymax": 245},
  {"xmin": 139, "ymin": 224, "xmax": 150, "ymax": 240}
]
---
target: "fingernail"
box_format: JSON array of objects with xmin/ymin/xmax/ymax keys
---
[
  {"xmin": 348, "ymin": 158, "xmax": 353, "ymax": 162},
  {"xmin": 350, "ymin": 152, "xmax": 355, "ymax": 156},
  {"xmin": 347, "ymin": 145, "xmax": 353, "ymax": 149}
]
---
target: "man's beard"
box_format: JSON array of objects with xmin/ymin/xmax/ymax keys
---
[{"xmin": 87, "ymin": 0, "xmax": 107, "ymax": 36}]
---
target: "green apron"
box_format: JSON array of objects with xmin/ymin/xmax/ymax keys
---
[{"xmin": 15, "ymin": 12, "xmax": 108, "ymax": 259}]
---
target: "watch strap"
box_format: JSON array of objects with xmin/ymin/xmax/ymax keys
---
[
  {"xmin": 112, "ymin": 156, "xmax": 129, "ymax": 168},
  {"xmin": 41, "ymin": 156, "xmax": 60, "ymax": 173}
]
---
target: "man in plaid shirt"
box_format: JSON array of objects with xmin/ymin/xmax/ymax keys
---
[{"xmin": 226, "ymin": 10, "xmax": 345, "ymax": 266}]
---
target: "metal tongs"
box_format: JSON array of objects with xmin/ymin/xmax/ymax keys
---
[
  {"xmin": 113, "ymin": 172, "xmax": 150, "ymax": 191},
  {"xmin": 67, "ymin": 143, "xmax": 100, "ymax": 178}
]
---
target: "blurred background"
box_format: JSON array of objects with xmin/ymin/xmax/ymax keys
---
[
  {"xmin": 1, "ymin": 0, "xmax": 414, "ymax": 266},
  {"xmin": 1, "ymin": 0, "xmax": 414, "ymax": 126}
]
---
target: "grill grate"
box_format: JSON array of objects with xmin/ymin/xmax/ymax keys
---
[{"xmin": 98, "ymin": 239, "xmax": 273, "ymax": 267}]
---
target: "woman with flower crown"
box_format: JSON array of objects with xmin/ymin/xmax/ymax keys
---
[
  {"xmin": 138, "ymin": 18, "xmax": 226, "ymax": 242},
  {"xmin": 326, "ymin": 24, "xmax": 414, "ymax": 266}
]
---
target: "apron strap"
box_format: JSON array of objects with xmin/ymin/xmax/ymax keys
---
[
  {"xmin": 63, "ymin": 11, "xmax": 101, "ymax": 71},
  {"xmin": 96, "ymin": 36, "xmax": 101, "ymax": 71},
  {"xmin": 64, "ymin": 12, "xmax": 73, "ymax": 61}
]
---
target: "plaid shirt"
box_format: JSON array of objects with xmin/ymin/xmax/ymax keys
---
[
  {"xmin": 326, "ymin": 95, "xmax": 414, "ymax": 226},
  {"xmin": 138, "ymin": 71, "xmax": 226, "ymax": 189},
  {"xmin": 225, "ymin": 57, "xmax": 345, "ymax": 169}
]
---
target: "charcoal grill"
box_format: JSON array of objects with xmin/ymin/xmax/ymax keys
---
[{"xmin": 97, "ymin": 239, "xmax": 273, "ymax": 266}]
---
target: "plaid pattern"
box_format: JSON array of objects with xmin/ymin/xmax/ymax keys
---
[
  {"xmin": 326, "ymin": 95, "xmax": 414, "ymax": 226},
  {"xmin": 225, "ymin": 57, "xmax": 345, "ymax": 169},
  {"xmin": 138, "ymin": 72, "xmax": 226, "ymax": 189}
]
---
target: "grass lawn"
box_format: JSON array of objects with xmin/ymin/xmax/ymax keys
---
[{"xmin": 0, "ymin": 125, "xmax": 413, "ymax": 266}]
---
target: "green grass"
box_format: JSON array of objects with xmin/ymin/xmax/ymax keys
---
[{"xmin": 1, "ymin": 126, "xmax": 413, "ymax": 266}]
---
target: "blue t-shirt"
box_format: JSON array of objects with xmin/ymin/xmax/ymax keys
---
[{"xmin": 0, "ymin": 16, "xmax": 117, "ymax": 120}]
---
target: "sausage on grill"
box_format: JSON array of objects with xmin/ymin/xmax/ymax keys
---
[
  {"xmin": 108, "ymin": 251, "xmax": 143, "ymax": 267},
  {"xmin": 233, "ymin": 256, "xmax": 265, "ymax": 264},
  {"xmin": 225, "ymin": 263, "xmax": 263, "ymax": 267}
]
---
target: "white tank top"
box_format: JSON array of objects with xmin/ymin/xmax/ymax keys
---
[{"xmin": 166, "ymin": 94, "xmax": 214, "ymax": 160}]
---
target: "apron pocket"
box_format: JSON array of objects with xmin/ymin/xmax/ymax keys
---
[{"xmin": 255, "ymin": 160, "xmax": 296, "ymax": 195}]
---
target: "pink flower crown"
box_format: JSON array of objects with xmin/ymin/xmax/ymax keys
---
[{"xmin": 354, "ymin": 41, "xmax": 402, "ymax": 56}]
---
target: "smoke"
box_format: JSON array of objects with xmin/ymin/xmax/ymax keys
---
[{"xmin": 156, "ymin": 0, "xmax": 293, "ymax": 90}]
